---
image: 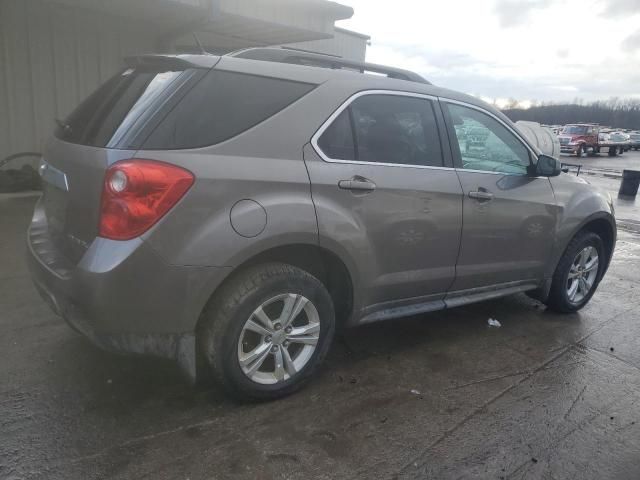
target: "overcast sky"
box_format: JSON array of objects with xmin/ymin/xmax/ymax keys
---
[{"xmin": 337, "ymin": 0, "xmax": 640, "ymax": 107}]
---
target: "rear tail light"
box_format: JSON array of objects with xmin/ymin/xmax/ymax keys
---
[{"xmin": 99, "ymin": 159, "xmax": 194, "ymax": 240}]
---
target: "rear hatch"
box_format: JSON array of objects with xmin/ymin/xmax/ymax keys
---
[{"xmin": 40, "ymin": 56, "xmax": 214, "ymax": 263}]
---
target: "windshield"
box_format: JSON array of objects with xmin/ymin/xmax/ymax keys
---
[{"xmin": 561, "ymin": 126, "xmax": 588, "ymax": 135}]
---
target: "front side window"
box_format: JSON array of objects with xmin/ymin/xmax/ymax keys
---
[
  {"xmin": 316, "ymin": 94, "xmax": 443, "ymax": 167},
  {"xmin": 446, "ymin": 103, "xmax": 531, "ymax": 175}
]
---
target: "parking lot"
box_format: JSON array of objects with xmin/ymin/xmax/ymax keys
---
[{"xmin": 2, "ymin": 154, "xmax": 640, "ymax": 480}]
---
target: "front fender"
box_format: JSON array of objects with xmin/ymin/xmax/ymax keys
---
[{"xmin": 547, "ymin": 174, "xmax": 616, "ymax": 278}]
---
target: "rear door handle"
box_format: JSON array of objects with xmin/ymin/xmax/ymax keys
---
[
  {"xmin": 468, "ymin": 190, "xmax": 494, "ymax": 201},
  {"xmin": 338, "ymin": 177, "xmax": 377, "ymax": 192}
]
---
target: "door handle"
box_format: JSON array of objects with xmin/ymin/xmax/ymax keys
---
[
  {"xmin": 468, "ymin": 190, "xmax": 494, "ymax": 201},
  {"xmin": 338, "ymin": 177, "xmax": 377, "ymax": 192}
]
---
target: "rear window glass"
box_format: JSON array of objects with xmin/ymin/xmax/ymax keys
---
[
  {"xmin": 142, "ymin": 70, "xmax": 316, "ymax": 149},
  {"xmin": 57, "ymin": 67, "xmax": 195, "ymax": 148},
  {"xmin": 350, "ymin": 95, "xmax": 443, "ymax": 166},
  {"xmin": 317, "ymin": 94, "xmax": 444, "ymax": 167}
]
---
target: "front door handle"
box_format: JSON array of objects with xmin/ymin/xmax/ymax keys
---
[
  {"xmin": 468, "ymin": 190, "xmax": 494, "ymax": 201},
  {"xmin": 338, "ymin": 177, "xmax": 377, "ymax": 192}
]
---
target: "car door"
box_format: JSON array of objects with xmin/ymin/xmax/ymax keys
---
[
  {"xmin": 304, "ymin": 91, "xmax": 464, "ymax": 317},
  {"xmin": 441, "ymin": 100, "xmax": 558, "ymax": 291}
]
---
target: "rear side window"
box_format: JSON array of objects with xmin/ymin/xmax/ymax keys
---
[
  {"xmin": 317, "ymin": 110, "xmax": 355, "ymax": 160},
  {"xmin": 316, "ymin": 94, "xmax": 443, "ymax": 167},
  {"xmin": 57, "ymin": 67, "xmax": 196, "ymax": 148},
  {"xmin": 142, "ymin": 71, "xmax": 316, "ymax": 149}
]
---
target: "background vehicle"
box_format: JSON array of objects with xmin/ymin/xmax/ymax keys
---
[
  {"xmin": 629, "ymin": 132, "xmax": 640, "ymax": 150},
  {"xmin": 28, "ymin": 48, "xmax": 616, "ymax": 400},
  {"xmin": 558, "ymin": 123, "xmax": 627, "ymax": 156},
  {"xmin": 608, "ymin": 131, "xmax": 631, "ymax": 151}
]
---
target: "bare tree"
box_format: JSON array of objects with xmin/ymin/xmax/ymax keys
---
[{"xmin": 504, "ymin": 97, "xmax": 640, "ymax": 130}]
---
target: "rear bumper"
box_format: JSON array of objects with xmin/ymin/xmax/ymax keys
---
[{"xmin": 27, "ymin": 199, "xmax": 230, "ymax": 380}]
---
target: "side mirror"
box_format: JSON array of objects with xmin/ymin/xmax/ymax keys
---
[{"xmin": 534, "ymin": 154, "xmax": 562, "ymax": 177}]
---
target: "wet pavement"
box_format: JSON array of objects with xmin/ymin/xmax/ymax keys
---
[
  {"xmin": 2, "ymin": 186, "xmax": 640, "ymax": 479},
  {"xmin": 563, "ymin": 149, "xmax": 640, "ymax": 232},
  {"xmin": 560, "ymin": 148, "xmax": 640, "ymax": 174}
]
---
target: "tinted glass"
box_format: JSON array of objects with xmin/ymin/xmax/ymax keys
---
[
  {"xmin": 350, "ymin": 95, "xmax": 443, "ymax": 166},
  {"xmin": 447, "ymin": 103, "xmax": 530, "ymax": 175},
  {"xmin": 143, "ymin": 70, "xmax": 315, "ymax": 149},
  {"xmin": 317, "ymin": 110, "xmax": 355, "ymax": 160},
  {"xmin": 56, "ymin": 67, "xmax": 193, "ymax": 148}
]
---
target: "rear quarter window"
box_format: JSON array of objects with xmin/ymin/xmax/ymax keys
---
[{"xmin": 142, "ymin": 70, "xmax": 316, "ymax": 149}]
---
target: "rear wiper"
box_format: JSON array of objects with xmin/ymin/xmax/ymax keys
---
[{"xmin": 55, "ymin": 118, "xmax": 73, "ymax": 135}]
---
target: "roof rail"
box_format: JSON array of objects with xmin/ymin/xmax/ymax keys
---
[{"xmin": 228, "ymin": 47, "xmax": 430, "ymax": 85}]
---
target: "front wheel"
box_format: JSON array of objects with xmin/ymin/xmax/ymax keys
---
[
  {"xmin": 576, "ymin": 145, "xmax": 584, "ymax": 158},
  {"xmin": 545, "ymin": 231, "xmax": 605, "ymax": 313},
  {"xmin": 199, "ymin": 263, "xmax": 335, "ymax": 400}
]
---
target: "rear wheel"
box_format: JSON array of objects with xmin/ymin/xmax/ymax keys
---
[
  {"xmin": 199, "ymin": 263, "xmax": 335, "ymax": 400},
  {"xmin": 608, "ymin": 146, "xmax": 617, "ymax": 156},
  {"xmin": 545, "ymin": 231, "xmax": 605, "ymax": 313}
]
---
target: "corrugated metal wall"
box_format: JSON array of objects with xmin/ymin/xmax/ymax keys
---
[
  {"xmin": 0, "ymin": 0, "xmax": 366, "ymax": 171},
  {"xmin": 0, "ymin": 0, "xmax": 158, "ymax": 168}
]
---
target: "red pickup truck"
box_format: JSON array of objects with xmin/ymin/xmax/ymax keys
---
[{"xmin": 558, "ymin": 124, "xmax": 625, "ymax": 157}]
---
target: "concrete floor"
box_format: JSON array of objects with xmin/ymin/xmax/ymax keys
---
[{"xmin": 2, "ymin": 175, "xmax": 640, "ymax": 479}]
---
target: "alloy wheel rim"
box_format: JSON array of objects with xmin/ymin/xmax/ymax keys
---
[
  {"xmin": 237, "ymin": 293, "xmax": 320, "ymax": 385},
  {"xmin": 566, "ymin": 246, "xmax": 599, "ymax": 304}
]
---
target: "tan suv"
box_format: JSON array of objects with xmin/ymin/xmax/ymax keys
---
[{"xmin": 28, "ymin": 48, "xmax": 616, "ymax": 399}]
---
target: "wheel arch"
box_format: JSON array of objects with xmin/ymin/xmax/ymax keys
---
[
  {"xmin": 577, "ymin": 215, "xmax": 616, "ymax": 273},
  {"xmin": 533, "ymin": 212, "xmax": 616, "ymax": 303},
  {"xmin": 558, "ymin": 212, "xmax": 616, "ymax": 273},
  {"xmin": 197, "ymin": 242, "xmax": 357, "ymax": 333}
]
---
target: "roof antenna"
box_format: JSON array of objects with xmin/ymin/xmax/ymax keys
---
[{"xmin": 192, "ymin": 32, "xmax": 207, "ymax": 55}]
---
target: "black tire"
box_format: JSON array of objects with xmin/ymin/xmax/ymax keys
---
[
  {"xmin": 576, "ymin": 145, "xmax": 584, "ymax": 158},
  {"xmin": 199, "ymin": 263, "xmax": 335, "ymax": 401},
  {"xmin": 545, "ymin": 231, "xmax": 606, "ymax": 313},
  {"xmin": 608, "ymin": 147, "xmax": 617, "ymax": 156}
]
